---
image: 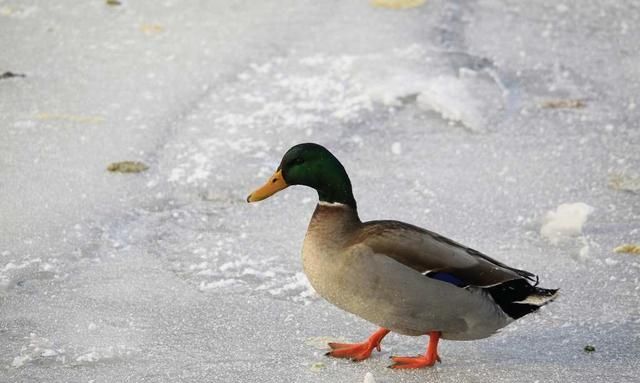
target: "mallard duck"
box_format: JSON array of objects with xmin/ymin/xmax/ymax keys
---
[{"xmin": 247, "ymin": 143, "xmax": 557, "ymax": 369}]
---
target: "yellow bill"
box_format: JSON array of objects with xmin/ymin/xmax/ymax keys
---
[{"xmin": 247, "ymin": 169, "xmax": 289, "ymax": 202}]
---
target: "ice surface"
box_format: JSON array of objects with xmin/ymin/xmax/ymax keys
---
[{"xmin": 1, "ymin": 0, "xmax": 640, "ymax": 382}]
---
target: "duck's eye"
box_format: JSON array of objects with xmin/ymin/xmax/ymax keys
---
[{"xmin": 294, "ymin": 158, "xmax": 305, "ymax": 165}]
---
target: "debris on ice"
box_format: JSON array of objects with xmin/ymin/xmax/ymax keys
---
[
  {"xmin": 363, "ymin": 371, "xmax": 377, "ymax": 383},
  {"xmin": 391, "ymin": 142, "xmax": 402, "ymax": 155},
  {"xmin": 609, "ymin": 173, "xmax": 640, "ymax": 193},
  {"xmin": 613, "ymin": 244, "xmax": 640, "ymax": 255}
]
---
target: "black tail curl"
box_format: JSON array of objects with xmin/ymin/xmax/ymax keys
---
[{"xmin": 486, "ymin": 279, "xmax": 558, "ymax": 319}]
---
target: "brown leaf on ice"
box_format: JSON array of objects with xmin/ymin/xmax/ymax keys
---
[
  {"xmin": 107, "ymin": 161, "xmax": 149, "ymax": 173},
  {"xmin": 540, "ymin": 99, "xmax": 586, "ymax": 109},
  {"xmin": 613, "ymin": 244, "xmax": 640, "ymax": 255},
  {"xmin": 609, "ymin": 173, "xmax": 640, "ymax": 194},
  {"xmin": 371, "ymin": 0, "xmax": 426, "ymax": 9}
]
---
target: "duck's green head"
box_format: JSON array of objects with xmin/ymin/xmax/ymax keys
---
[{"xmin": 247, "ymin": 143, "xmax": 356, "ymax": 209}]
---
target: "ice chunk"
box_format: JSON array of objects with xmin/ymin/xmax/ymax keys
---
[
  {"xmin": 391, "ymin": 142, "xmax": 402, "ymax": 155},
  {"xmin": 604, "ymin": 258, "xmax": 619, "ymax": 266},
  {"xmin": 363, "ymin": 372, "xmax": 376, "ymax": 383},
  {"xmin": 540, "ymin": 203, "xmax": 594, "ymax": 244},
  {"xmin": 11, "ymin": 355, "xmax": 31, "ymax": 368},
  {"xmin": 417, "ymin": 75, "xmax": 486, "ymax": 131},
  {"xmin": 578, "ymin": 241, "xmax": 590, "ymax": 261}
]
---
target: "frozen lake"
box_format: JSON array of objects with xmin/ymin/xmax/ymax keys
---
[{"xmin": 1, "ymin": 0, "xmax": 639, "ymax": 382}]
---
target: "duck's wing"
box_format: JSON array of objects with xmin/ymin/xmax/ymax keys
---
[{"xmin": 351, "ymin": 220, "xmax": 537, "ymax": 288}]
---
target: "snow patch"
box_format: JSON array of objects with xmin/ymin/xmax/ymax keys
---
[
  {"xmin": 604, "ymin": 258, "xmax": 619, "ymax": 266},
  {"xmin": 168, "ymin": 138, "xmax": 269, "ymax": 186},
  {"xmin": 540, "ymin": 202, "xmax": 594, "ymax": 244},
  {"xmin": 184, "ymin": 46, "xmax": 501, "ymax": 147},
  {"xmin": 363, "ymin": 372, "xmax": 377, "ymax": 383},
  {"xmin": 417, "ymin": 75, "xmax": 487, "ymax": 131},
  {"xmin": 10, "ymin": 333, "xmax": 65, "ymax": 369},
  {"xmin": 11, "ymin": 354, "xmax": 32, "ymax": 368},
  {"xmin": 578, "ymin": 240, "xmax": 590, "ymax": 261},
  {"xmin": 0, "ymin": 258, "xmax": 47, "ymax": 294},
  {"xmin": 74, "ymin": 346, "xmax": 137, "ymax": 364},
  {"xmin": 199, "ymin": 278, "xmax": 243, "ymax": 291},
  {"xmin": 8, "ymin": 332, "xmax": 139, "ymax": 369},
  {"xmin": 265, "ymin": 272, "xmax": 317, "ymax": 305},
  {"xmin": 391, "ymin": 142, "xmax": 402, "ymax": 155}
]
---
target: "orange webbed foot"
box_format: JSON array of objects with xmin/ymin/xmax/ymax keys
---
[
  {"xmin": 326, "ymin": 341, "xmax": 377, "ymax": 361},
  {"xmin": 325, "ymin": 328, "xmax": 390, "ymax": 362},
  {"xmin": 388, "ymin": 354, "xmax": 441, "ymax": 369},
  {"xmin": 388, "ymin": 330, "xmax": 442, "ymax": 369}
]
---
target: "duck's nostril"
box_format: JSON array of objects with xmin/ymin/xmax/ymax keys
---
[{"xmin": 272, "ymin": 178, "xmax": 278, "ymax": 183}]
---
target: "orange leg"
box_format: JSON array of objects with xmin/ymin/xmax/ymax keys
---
[
  {"xmin": 389, "ymin": 331, "xmax": 442, "ymax": 369},
  {"xmin": 326, "ymin": 328, "xmax": 391, "ymax": 361}
]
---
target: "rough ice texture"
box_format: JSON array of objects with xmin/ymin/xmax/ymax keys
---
[{"xmin": 2, "ymin": 0, "xmax": 640, "ymax": 382}]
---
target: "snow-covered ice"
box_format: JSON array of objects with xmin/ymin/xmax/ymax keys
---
[{"xmin": 2, "ymin": 0, "xmax": 640, "ymax": 382}]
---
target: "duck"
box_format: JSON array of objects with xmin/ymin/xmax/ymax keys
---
[{"xmin": 247, "ymin": 143, "xmax": 558, "ymax": 369}]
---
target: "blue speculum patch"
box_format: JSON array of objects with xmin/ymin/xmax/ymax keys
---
[{"xmin": 426, "ymin": 272, "xmax": 466, "ymax": 287}]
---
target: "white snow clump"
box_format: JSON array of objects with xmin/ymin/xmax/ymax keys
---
[{"xmin": 540, "ymin": 202, "xmax": 594, "ymax": 244}]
